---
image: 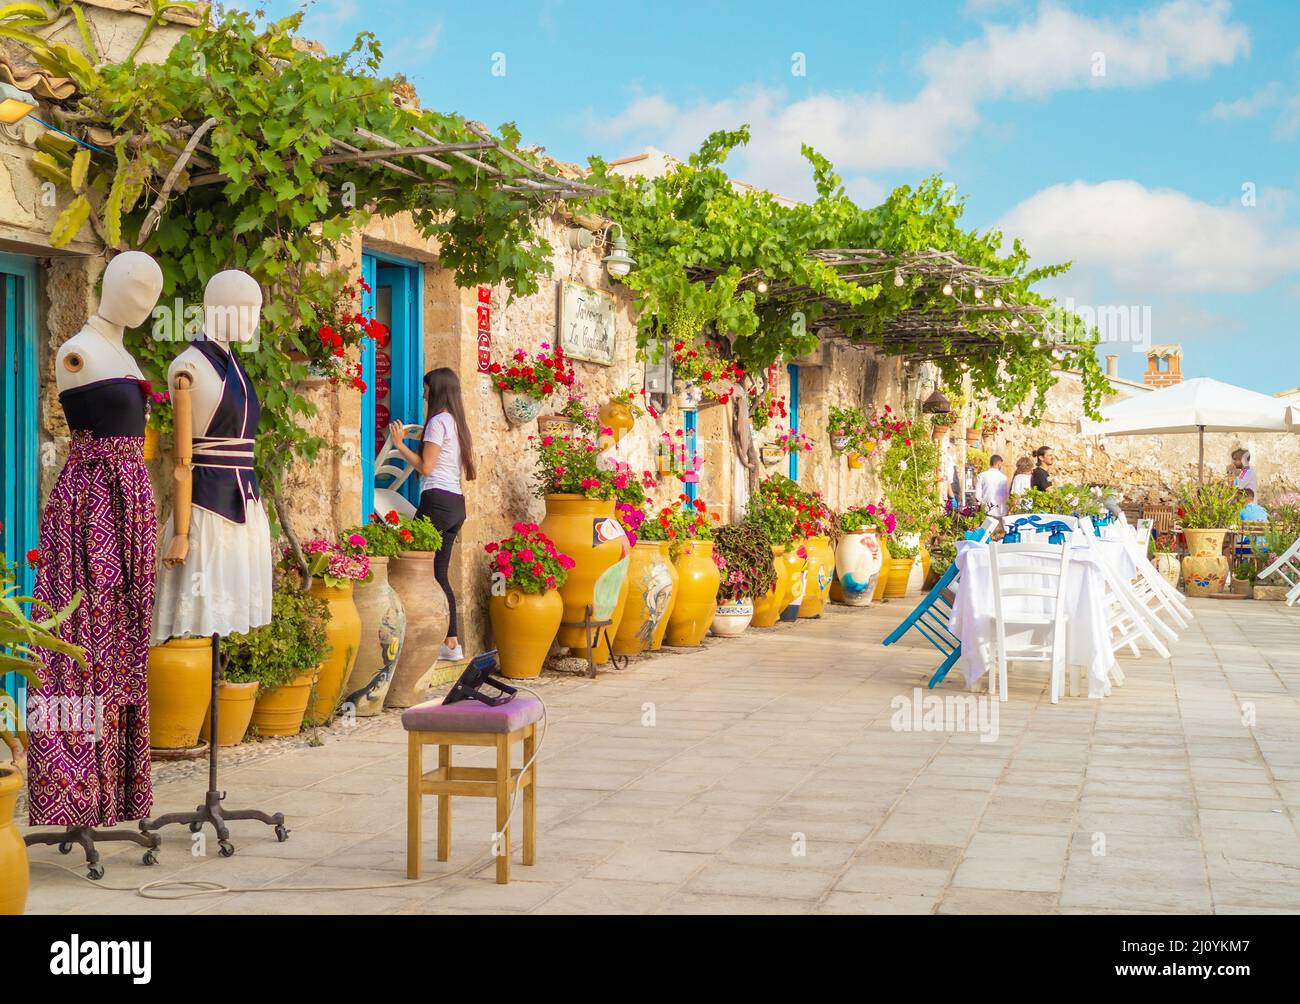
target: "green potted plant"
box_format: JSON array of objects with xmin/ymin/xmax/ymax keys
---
[
  {"xmin": 227, "ymin": 575, "xmax": 330, "ymax": 738},
  {"xmin": 711, "ymin": 523, "xmax": 775, "ymax": 637},
  {"xmin": 1, "ymin": 554, "xmax": 86, "ymax": 916},
  {"xmin": 835, "ymin": 504, "xmax": 894, "ymax": 606},
  {"xmin": 1176, "ymin": 481, "xmax": 1241, "ymax": 597},
  {"xmin": 1231, "ymin": 560, "xmax": 1257, "ymax": 598}
]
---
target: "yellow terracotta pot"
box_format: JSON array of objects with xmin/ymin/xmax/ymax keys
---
[
  {"xmin": 308, "ymin": 580, "xmax": 362, "ymax": 722},
  {"xmin": 847, "ymin": 452, "xmax": 865, "ymax": 470},
  {"xmin": 798, "ymin": 536, "xmax": 836, "ymax": 619},
  {"xmin": 490, "ymin": 588, "xmax": 563, "ymax": 680},
  {"xmin": 649, "ymin": 542, "xmax": 680, "ymax": 651},
  {"xmin": 0, "ymin": 766, "xmax": 27, "ymax": 916},
  {"xmin": 613, "ymin": 541, "xmax": 676, "ymax": 658},
  {"xmin": 1184, "ymin": 528, "xmax": 1228, "ymax": 559},
  {"xmin": 541, "ymin": 495, "xmax": 631, "ymax": 653},
  {"xmin": 861, "ymin": 439, "xmax": 878, "ymax": 456},
  {"xmin": 147, "ymin": 638, "xmax": 213, "ymax": 750},
  {"xmin": 1183, "ymin": 555, "xmax": 1230, "ymax": 597},
  {"xmin": 752, "ymin": 544, "xmax": 793, "ymax": 628},
  {"xmin": 599, "ymin": 400, "xmax": 636, "ymax": 443},
  {"xmin": 665, "ymin": 541, "xmax": 721, "ymax": 647},
  {"xmin": 143, "ymin": 426, "xmax": 160, "ymax": 461},
  {"xmin": 782, "ymin": 544, "xmax": 811, "ymax": 619},
  {"xmin": 251, "ymin": 670, "xmax": 318, "ymax": 738},
  {"xmin": 884, "ymin": 556, "xmax": 917, "ymax": 599},
  {"xmin": 873, "ymin": 536, "xmax": 892, "ymax": 602},
  {"xmin": 200, "ymin": 681, "xmax": 259, "ymax": 747}
]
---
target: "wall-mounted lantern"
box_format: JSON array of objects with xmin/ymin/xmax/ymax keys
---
[{"xmin": 602, "ymin": 223, "xmax": 637, "ymax": 278}]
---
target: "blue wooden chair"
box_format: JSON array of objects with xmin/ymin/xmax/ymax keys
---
[{"xmin": 882, "ymin": 526, "xmax": 990, "ymax": 689}]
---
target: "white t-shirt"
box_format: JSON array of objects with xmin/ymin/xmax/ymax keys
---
[
  {"xmin": 975, "ymin": 468, "xmax": 1010, "ymax": 516},
  {"xmin": 421, "ymin": 412, "xmax": 462, "ymax": 495},
  {"xmin": 1010, "ymin": 473, "xmax": 1033, "ymax": 497}
]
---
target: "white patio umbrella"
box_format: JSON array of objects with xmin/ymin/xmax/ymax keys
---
[{"xmin": 1079, "ymin": 377, "xmax": 1300, "ymax": 482}]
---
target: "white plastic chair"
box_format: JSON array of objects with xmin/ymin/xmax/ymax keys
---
[
  {"xmin": 989, "ymin": 539, "xmax": 1073, "ymax": 705},
  {"xmin": 372, "ymin": 422, "xmax": 424, "ymax": 520},
  {"xmin": 1258, "ymin": 536, "xmax": 1300, "ymax": 607}
]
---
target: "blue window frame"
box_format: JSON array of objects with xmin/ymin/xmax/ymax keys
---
[
  {"xmin": 2, "ymin": 252, "xmax": 38, "ymax": 723},
  {"xmin": 787, "ymin": 364, "xmax": 800, "ymax": 482},
  {"xmin": 682, "ymin": 409, "xmax": 699, "ymax": 505},
  {"xmin": 360, "ymin": 252, "xmax": 424, "ymax": 520}
]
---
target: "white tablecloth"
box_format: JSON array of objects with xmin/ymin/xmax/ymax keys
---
[{"xmin": 949, "ymin": 531, "xmax": 1120, "ymax": 699}]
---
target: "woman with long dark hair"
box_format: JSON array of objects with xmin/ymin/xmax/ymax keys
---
[{"xmin": 390, "ymin": 368, "xmax": 476, "ymax": 661}]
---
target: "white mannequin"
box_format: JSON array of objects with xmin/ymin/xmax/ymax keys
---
[
  {"xmin": 56, "ymin": 251, "xmax": 163, "ymax": 392},
  {"xmin": 162, "ymin": 270, "xmax": 263, "ymax": 568}
]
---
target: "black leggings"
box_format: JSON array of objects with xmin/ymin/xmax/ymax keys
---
[{"xmin": 417, "ymin": 488, "xmax": 466, "ymax": 640}]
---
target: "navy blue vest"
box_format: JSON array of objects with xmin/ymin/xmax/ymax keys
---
[{"xmin": 191, "ymin": 337, "xmax": 261, "ymax": 524}]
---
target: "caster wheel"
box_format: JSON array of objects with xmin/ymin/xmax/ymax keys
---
[
  {"xmin": 87, "ymin": 862, "xmax": 105, "ymax": 881},
  {"xmin": 143, "ymin": 849, "xmax": 159, "ymax": 867},
  {"xmin": 58, "ymin": 842, "xmax": 73, "ymax": 855},
  {"xmin": 218, "ymin": 840, "xmax": 235, "ymax": 858},
  {"xmin": 275, "ymin": 825, "xmax": 290, "ymax": 843},
  {"xmin": 189, "ymin": 821, "xmax": 203, "ymax": 834}
]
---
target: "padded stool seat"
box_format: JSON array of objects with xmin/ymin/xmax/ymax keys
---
[{"xmin": 403, "ymin": 696, "xmax": 540, "ymax": 884}]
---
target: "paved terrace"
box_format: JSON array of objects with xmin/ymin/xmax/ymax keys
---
[{"xmin": 23, "ymin": 598, "xmax": 1300, "ymax": 915}]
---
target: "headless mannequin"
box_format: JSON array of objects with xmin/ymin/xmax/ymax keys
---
[
  {"xmin": 164, "ymin": 270, "xmax": 263, "ymax": 568},
  {"xmin": 55, "ymin": 252, "xmax": 162, "ymax": 391}
]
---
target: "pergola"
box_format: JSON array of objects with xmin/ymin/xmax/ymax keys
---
[{"xmin": 687, "ymin": 248, "xmax": 1061, "ymax": 362}]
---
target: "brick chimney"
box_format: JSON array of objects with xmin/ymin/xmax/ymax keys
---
[{"xmin": 1143, "ymin": 344, "xmax": 1183, "ymax": 388}]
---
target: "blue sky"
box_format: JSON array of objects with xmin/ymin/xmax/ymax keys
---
[{"xmin": 257, "ymin": 0, "xmax": 1300, "ymax": 392}]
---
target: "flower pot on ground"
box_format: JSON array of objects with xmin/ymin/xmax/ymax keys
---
[
  {"xmin": 665, "ymin": 540, "xmax": 721, "ymax": 647},
  {"xmin": 835, "ymin": 505, "xmax": 894, "ymax": 606},
  {"xmin": 541, "ymin": 496, "xmax": 630, "ymax": 662},
  {"xmin": 484, "ymin": 525, "xmax": 573, "ymax": 678},
  {"xmin": 386, "ymin": 516, "xmax": 450, "ymax": 708},
  {"xmin": 0, "ymin": 765, "xmax": 27, "ymax": 915},
  {"xmin": 650, "ymin": 542, "xmax": 680, "ymax": 650},
  {"xmin": 306, "ymin": 579, "xmax": 361, "ymax": 721},
  {"xmin": 884, "ymin": 536, "xmax": 922, "ymax": 599},
  {"xmin": 146, "ymin": 637, "xmax": 213, "ymax": 750},
  {"xmin": 873, "ymin": 535, "xmax": 893, "ymax": 603},
  {"xmin": 613, "ymin": 540, "xmax": 676, "ymax": 658},
  {"xmin": 711, "ymin": 522, "xmax": 776, "ymax": 637},
  {"xmin": 343, "ymin": 556, "xmax": 406, "ymax": 715},
  {"xmin": 798, "ymin": 536, "xmax": 836, "ymax": 619},
  {"xmin": 1152, "ymin": 552, "xmax": 1182, "ymax": 589},
  {"xmin": 711, "ymin": 601, "xmax": 753, "ymax": 637},
  {"xmin": 750, "ymin": 545, "xmax": 792, "ymax": 628},
  {"xmin": 226, "ymin": 573, "xmax": 331, "ymax": 739},
  {"xmin": 200, "ymin": 681, "xmax": 259, "ymax": 747},
  {"xmin": 1176, "ymin": 481, "xmax": 1239, "ymax": 598}
]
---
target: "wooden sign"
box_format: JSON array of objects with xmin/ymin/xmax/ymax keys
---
[
  {"xmin": 476, "ymin": 286, "xmax": 492, "ymax": 374},
  {"xmin": 559, "ymin": 280, "xmax": 617, "ymax": 366}
]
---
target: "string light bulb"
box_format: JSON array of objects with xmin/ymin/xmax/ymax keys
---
[
  {"xmin": 942, "ymin": 281, "xmax": 955, "ymax": 297},
  {"xmin": 756, "ymin": 280, "xmax": 769, "ymax": 294},
  {"xmin": 894, "ymin": 269, "xmax": 905, "ymax": 287},
  {"xmin": 992, "ymin": 295, "xmax": 1003, "ymax": 309},
  {"xmin": 974, "ymin": 287, "xmax": 984, "ymax": 301}
]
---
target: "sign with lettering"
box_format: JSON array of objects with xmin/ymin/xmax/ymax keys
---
[
  {"xmin": 476, "ymin": 286, "xmax": 492, "ymax": 374},
  {"xmin": 559, "ymin": 280, "xmax": 617, "ymax": 366}
]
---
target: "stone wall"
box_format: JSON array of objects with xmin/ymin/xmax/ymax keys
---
[{"xmin": 984, "ymin": 371, "xmax": 1300, "ymax": 506}]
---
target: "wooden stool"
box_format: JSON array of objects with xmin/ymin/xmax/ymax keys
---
[{"xmin": 401, "ymin": 696, "xmax": 542, "ymax": 884}]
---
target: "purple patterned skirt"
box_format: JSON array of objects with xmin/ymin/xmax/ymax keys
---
[{"xmin": 27, "ymin": 433, "xmax": 156, "ymax": 827}]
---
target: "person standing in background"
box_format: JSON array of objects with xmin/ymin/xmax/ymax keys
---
[
  {"xmin": 1010, "ymin": 456, "xmax": 1034, "ymax": 497},
  {"xmin": 390, "ymin": 368, "xmax": 477, "ymax": 662},
  {"xmin": 1235, "ymin": 450, "xmax": 1259, "ymax": 497},
  {"xmin": 975, "ymin": 455, "xmax": 1010, "ymax": 516},
  {"xmin": 1031, "ymin": 446, "xmax": 1055, "ymax": 492}
]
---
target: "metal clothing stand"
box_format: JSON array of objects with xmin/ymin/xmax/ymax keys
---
[
  {"xmin": 140, "ymin": 633, "xmax": 288, "ymax": 858},
  {"xmin": 560, "ymin": 604, "xmax": 629, "ymax": 678},
  {"xmin": 24, "ymin": 823, "xmax": 160, "ymax": 882}
]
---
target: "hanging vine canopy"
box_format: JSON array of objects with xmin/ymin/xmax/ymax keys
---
[
  {"xmin": 585, "ymin": 129, "xmax": 1107, "ymax": 420},
  {"xmin": 18, "ymin": 7, "xmax": 591, "ymax": 507}
]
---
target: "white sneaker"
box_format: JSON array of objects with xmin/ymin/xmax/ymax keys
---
[{"xmin": 439, "ymin": 644, "xmax": 464, "ymax": 662}]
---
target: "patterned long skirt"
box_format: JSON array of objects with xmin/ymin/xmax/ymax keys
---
[{"xmin": 26, "ymin": 433, "xmax": 156, "ymax": 827}]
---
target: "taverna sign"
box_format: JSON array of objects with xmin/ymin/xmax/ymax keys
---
[{"xmin": 558, "ymin": 280, "xmax": 617, "ymax": 365}]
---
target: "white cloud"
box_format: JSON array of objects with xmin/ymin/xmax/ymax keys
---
[
  {"xmin": 592, "ymin": 1, "xmax": 1250, "ymax": 201},
  {"xmin": 997, "ymin": 180, "xmax": 1300, "ymax": 295},
  {"xmin": 1208, "ymin": 82, "xmax": 1300, "ymax": 137}
]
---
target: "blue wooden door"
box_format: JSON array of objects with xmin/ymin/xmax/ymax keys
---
[
  {"xmin": 683, "ymin": 409, "xmax": 698, "ymax": 505},
  {"xmin": 360, "ymin": 253, "xmax": 424, "ymax": 520},
  {"xmin": 787, "ymin": 364, "xmax": 801, "ymax": 482},
  {"xmin": 1, "ymin": 253, "xmax": 38, "ymax": 728}
]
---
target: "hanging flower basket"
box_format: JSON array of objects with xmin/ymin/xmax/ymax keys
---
[
  {"xmin": 830, "ymin": 431, "xmax": 851, "ymax": 453},
  {"xmin": 502, "ymin": 390, "xmax": 545, "ymax": 427},
  {"xmin": 759, "ymin": 444, "xmax": 785, "ymax": 467},
  {"xmin": 674, "ymin": 379, "xmax": 704, "ymax": 410}
]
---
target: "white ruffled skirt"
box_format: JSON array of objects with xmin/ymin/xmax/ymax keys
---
[{"xmin": 152, "ymin": 501, "xmax": 274, "ymax": 645}]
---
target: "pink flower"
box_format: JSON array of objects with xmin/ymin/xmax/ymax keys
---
[
  {"xmin": 348, "ymin": 533, "xmax": 366, "ymax": 548},
  {"xmin": 558, "ymin": 554, "xmax": 576, "ymax": 571},
  {"xmin": 518, "ymin": 547, "xmax": 535, "ymax": 563},
  {"xmin": 546, "ymin": 575, "xmax": 557, "ymax": 589}
]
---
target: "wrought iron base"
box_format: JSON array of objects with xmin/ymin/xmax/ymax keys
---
[
  {"xmin": 561, "ymin": 604, "xmax": 629, "ymax": 678},
  {"xmin": 24, "ymin": 825, "xmax": 161, "ymax": 881},
  {"xmin": 139, "ymin": 632, "xmax": 289, "ymax": 858}
]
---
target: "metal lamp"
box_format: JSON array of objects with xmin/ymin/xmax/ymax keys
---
[{"xmin": 602, "ymin": 223, "xmax": 637, "ymax": 278}]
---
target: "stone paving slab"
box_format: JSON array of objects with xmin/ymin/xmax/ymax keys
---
[{"xmin": 19, "ymin": 596, "xmax": 1300, "ymax": 915}]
